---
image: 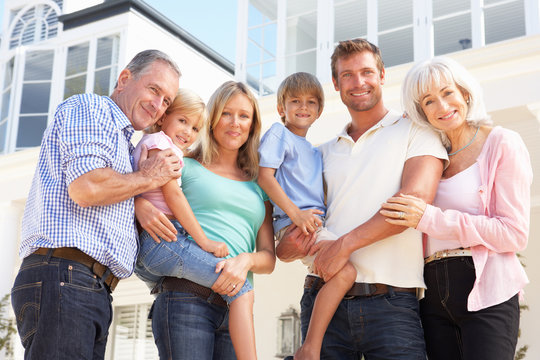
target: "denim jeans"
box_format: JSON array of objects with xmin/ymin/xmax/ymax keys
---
[
  {"xmin": 134, "ymin": 220, "xmax": 252, "ymax": 303},
  {"xmin": 150, "ymin": 290, "xmax": 236, "ymax": 359},
  {"xmin": 10, "ymin": 252, "xmax": 113, "ymax": 360},
  {"xmin": 300, "ymin": 283, "xmax": 426, "ymax": 359},
  {"xmin": 421, "ymin": 256, "xmax": 520, "ymax": 360}
]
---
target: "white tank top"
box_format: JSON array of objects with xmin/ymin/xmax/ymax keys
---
[{"xmin": 425, "ymin": 162, "xmax": 482, "ymax": 256}]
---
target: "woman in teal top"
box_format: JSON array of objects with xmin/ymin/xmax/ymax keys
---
[{"xmin": 135, "ymin": 81, "xmax": 275, "ymax": 360}]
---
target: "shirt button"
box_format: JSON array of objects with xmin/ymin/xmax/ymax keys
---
[{"xmin": 60, "ymin": 282, "xmax": 65, "ymax": 286}]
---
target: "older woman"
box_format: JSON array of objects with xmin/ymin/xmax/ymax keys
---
[
  {"xmin": 380, "ymin": 57, "xmax": 532, "ymax": 360},
  {"xmin": 135, "ymin": 81, "xmax": 275, "ymax": 360}
]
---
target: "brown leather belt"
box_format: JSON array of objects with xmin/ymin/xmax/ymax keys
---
[
  {"xmin": 151, "ymin": 277, "xmax": 227, "ymax": 308},
  {"xmin": 33, "ymin": 247, "xmax": 120, "ymax": 292},
  {"xmin": 304, "ymin": 275, "xmax": 416, "ymax": 298}
]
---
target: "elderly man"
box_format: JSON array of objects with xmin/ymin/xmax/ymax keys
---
[{"xmin": 11, "ymin": 49, "xmax": 181, "ymax": 359}]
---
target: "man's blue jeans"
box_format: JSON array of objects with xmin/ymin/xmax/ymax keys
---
[
  {"xmin": 11, "ymin": 252, "xmax": 113, "ymax": 359},
  {"xmin": 300, "ymin": 284, "xmax": 426, "ymax": 359},
  {"xmin": 150, "ymin": 290, "xmax": 236, "ymax": 359}
]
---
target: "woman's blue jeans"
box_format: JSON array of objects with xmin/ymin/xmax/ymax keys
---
[
  {"xmin": 134, "ymin": 220, "xmax": 252, "ymax": 303},
  {"xmin": 150, "ymin": 290, "xmax": 236, "ymax": 359}
]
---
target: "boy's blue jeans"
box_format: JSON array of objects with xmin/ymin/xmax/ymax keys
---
[
  {"xmin": 134, "ymin": 219, "xmax": 252, "ymax": 304},
  {"xmin": 11, "ymin": 251, "xmax": 113, "ymax": 359}
]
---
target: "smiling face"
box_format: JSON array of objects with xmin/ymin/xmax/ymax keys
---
[
  {"xmin": 420, "ymin": 79, "xmax": 469, "ymax": 133},
  {"xmin": 158, "ymin": 110, "xmax": 202, "ymax": 151},
  {"xmin": 332, "ymin": 51, "xmax": 385, "ymax": 113},
  {"xmin": 278, "ymin": 93, "xmax": 320, "ymax": 137},
  {"xmin": 114, "ymin": 60, "xmax": 179, "ymax": 131},
  {"xmin": 213, "ymin": 93, "xmax": 254, "ymax": 153}
]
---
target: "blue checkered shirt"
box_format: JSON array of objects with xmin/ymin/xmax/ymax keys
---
[{"xmin": 20, "ymin": 94, "xmax": 138, "ymax": 278}]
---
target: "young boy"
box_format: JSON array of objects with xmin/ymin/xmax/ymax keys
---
[{"xmin": 258, "ymin": 72, "xmax": 356, "ymax": 360}]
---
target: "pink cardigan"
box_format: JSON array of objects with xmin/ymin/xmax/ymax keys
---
[{"xmin": 417, "ymin": 126, "xmax": 532, "ymax": 311}]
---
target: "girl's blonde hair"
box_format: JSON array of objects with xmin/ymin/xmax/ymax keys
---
[
  {"xmin": 188, "ymin": 81, "xmax": 262, "ymax": 180},
  {"xmin": 145, "ymin": 88, "xmax": 207, "ymax": 135}
]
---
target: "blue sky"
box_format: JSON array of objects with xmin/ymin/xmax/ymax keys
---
[{"xmin": 0, "ymin": 0, "xmax": 238, "ymax": 63}]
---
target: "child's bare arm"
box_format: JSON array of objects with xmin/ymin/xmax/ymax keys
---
[
  {"xmin": 258, "ymin": 166, "xmax": 323, "ymax": 235},
  {"xmin": 161, "ymin": 180, "xmax": 229, "ymax": 257}
]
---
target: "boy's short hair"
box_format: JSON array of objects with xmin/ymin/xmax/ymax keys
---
[{"xmin": 277, "ymin": 72, "xmax": 324, "ymax": 123}]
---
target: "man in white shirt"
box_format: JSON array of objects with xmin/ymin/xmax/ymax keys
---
[{"xmin": 277, "ymin": 39, "xmax": 447, "ymax": 359}]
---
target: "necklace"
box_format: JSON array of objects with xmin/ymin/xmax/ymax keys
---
[{"xmin": 448, "ymin": 127, "xmax": 479, "ymax": 156}]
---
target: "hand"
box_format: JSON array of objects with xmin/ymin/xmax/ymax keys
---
[
  {"xmin": 138, "ymin": 145, "xmax": 182, "ymax": 187},
  {"xmin": 200, "ymin": 240, "xmax": 229, "ymax": 258},
  {"xmin": 212, "ymin": 253, "xmax": 251, "ymax": 297},
  {"xmin": 291, "ymin": 209, "xmax": 324, "ymax": 235},
  {"xmin": 310, "ymin": 237, "xmax": 350, "ymax": 282},
  {"xmin": 380, "ymin": 193, "xmax": 427, "ymax": 229},
  {"xmin": 275, "ymin": 225, "xmax": 317, "ymax": 262},
  {"xmin": 134, "ymin": 197, "xmax": 177, "ymax": 243}
]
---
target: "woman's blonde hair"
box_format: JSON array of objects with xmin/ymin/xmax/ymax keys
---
[
  {"xmin": 402, "ymin": 56, "xmax": 492, "ymax": 148},
  {"xmin": 145, "ymin": 88, "xmax": 207, "ymax": 136},
  {"xmin": 189, "ymin": 81, "xmax": 261, "ymax": 180}
]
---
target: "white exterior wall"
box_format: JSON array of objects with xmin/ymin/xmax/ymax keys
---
[{"xmin": 254, "ymin": 34, "xmax": 540, "ymax": 359}]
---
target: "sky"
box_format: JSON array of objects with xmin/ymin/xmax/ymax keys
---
[{"xmin": 0, "ymin": 0, "xmax": 238, "ymax": 63}]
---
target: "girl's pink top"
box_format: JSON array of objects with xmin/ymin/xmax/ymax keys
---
[
  {"xmin": 133, "ymin": 131, "xmax": 184, "ymax": 215},
  {"xmin": 417, "ymin": 126, "xmax": 532, "ymax": 311}
]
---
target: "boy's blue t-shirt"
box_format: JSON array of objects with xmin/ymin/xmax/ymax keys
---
[{"xmin": 258, "ymin": 122, "xmax": 325, "ymax": 233}]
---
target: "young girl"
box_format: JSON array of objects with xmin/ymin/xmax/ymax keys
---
[{"xmin": 133, "ymin": 88, "xmax": 259, "ymax": 359}]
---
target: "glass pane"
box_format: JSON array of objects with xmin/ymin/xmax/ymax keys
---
[
  {"xmin": 96, "ymin": 36, "xmax": 118, "ymax": 68},
  {"xmin": 262, "ymin": 22, "xmax": 277, "ymax": 57},
  {"xmin": 94, "ymin": 68, "xmax": 112, "ymax": 96},
  {"xmin": 285, "ymin": 50, "xmax": 316, "ymax": 76},
  {"xmin": 485, "ymin": 1, "xmax": 525, "ymax": 44},
  {"xmin": 20, "ymin": 83, "xmax": 51, "ymax": 114},
  {"xmin": 286, "ymin": 10, "xmax": 317, "ymax": 55},
  {"xmin": 16, "ymin": 115, "xmax": 48, "ymax": 148},
  {"xmin": 24, "ymin": 50, "xmax": 54, "ymax": 81},
  {"xmin": 1, "ymin": 90, "xmax": 11, "ymax": 120},
  {"xmin": 247, "ymin": 40, "xmax": 261, "ymax": 65},
  {"xmin": 434, "ymin": 14, "xmax": 472, "ymax": 55},
  {"xmin": 3, "ymin": 58, "xmax": 15, "ymax": 89},
  {"xmin": 433, "ymin": 0, "xmax": 470, "ymax": 18},
  {"xmin": 334, "ymin": 0, "xmax": 367, "ymax": 42},
  {"xmin": 66, "ymin": 42, "xmax": 89, "ymax": 76},
  {"xmin": 378, "ymin": 28, "xmax": 413, "ymax": 67},
  {"xmin": 64, "ymin": 75, "xmax": 87, "ymax": 99},
  {"xmin": 378, "ymin": 0, "xmax": 412, "ymax": 32},
  {"xmin": 287, "ymin": 0, "xmax": 317, "ymax": 18},
  {"xmin": 0, "ymin": 120, "xmax": 7, "ymax": 153}
]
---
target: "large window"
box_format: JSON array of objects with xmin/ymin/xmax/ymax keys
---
[
  {"xmin": 17, "ymin": 50, "xmax": 54, "ymax": 150},
  {"xmin": 0, "ymin": 59, "xmax": 15, "ymax": 154}
]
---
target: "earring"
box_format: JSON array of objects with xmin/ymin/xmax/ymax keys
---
[{"xmin": 466, "ymin": 98, "xmax": 470, "ymax": 104}]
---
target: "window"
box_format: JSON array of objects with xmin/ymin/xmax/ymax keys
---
[
  {"xmin": 9, "ymin": 1, "xmax": 63, "ymax": 49},
  {"xmin": 284, "ymin": 0, "xmax": 317, "ymax": 77},
  {"xmin": 0, "ymin": 58, "xmax": 15, "ymax": 154},
  {"xmin": 484, "ymin": 0, "xmax": 525, "ymax": 45},
  {"xmin": 94, "ymin": 35, "xmax": 120, "ymax": 96},
  {"xmin": 64, "ymin": 42, "xmax": 90, "ymax": 99},
  {"xmin": 110, "ymin": 304, "xmax": 158, "ymax": 360},
  {"xmin": 247, "ymin": 1, "xmax": 278, "ymax": 95},
  {"xmin": 377, "ymin": 0, "xmax": 414, "ymax": 67},
  {"xmin": 334, "ymin": 0, "xmax": 368, "ymax": 43},
  {"xmin": 17, "ymin": 50, "xmax": 54, "ymax": 150},
  {"xmin": 433, "ymin": 0, "xmax": 472, "ymax": 55},
  {"xmin": 276, "ymin": 307, "xmax": 301, "ymax": 358}
]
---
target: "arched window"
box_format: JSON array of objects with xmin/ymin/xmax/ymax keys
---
[{"xmin": 9, "ymin": 1, "xmax": 63, "ymax": 49}]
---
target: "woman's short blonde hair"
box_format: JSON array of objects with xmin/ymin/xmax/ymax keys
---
[
  {"xmin": 189, "ymin": 81, "xmax": 262, "ymax": 180},
  {"xmin": 402, "ymin": 56, "xmax": 492, "ymax": 148},
  {"xmin": 145, "ymin": 88, "xmax": 207, "ymax": 136}
]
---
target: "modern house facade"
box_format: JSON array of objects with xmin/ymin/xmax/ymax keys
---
[{"xmin": 1, "ymin": 0, "xmax": 539, "ymax": 359}]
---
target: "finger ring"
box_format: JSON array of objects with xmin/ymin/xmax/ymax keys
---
[
  {"xmin": 231, "ymin": 284, "xmax": 237, "ymax": 289},
  {"xmin": 399, "ymin": 211, "xmax": 405, "ymax": 220}
]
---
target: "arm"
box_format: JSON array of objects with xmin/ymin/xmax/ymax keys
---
[
  {"xmin": 69, "ymin": 146, "xmax": 181, "ymax": 207},
  {"xmin": 258, "ymin": 167, "xmax": 323, "ymax": 235},
  {"xmin": 415, "ymin": 136, "xmax": 532, "ymax": 253},
  {"xmin": 162, "ymin": 179, "xmax": 229, "ymax": 257},
  {"xmin": 212, "ymin": 201, "xmax": 277, "ymax": 295},
  {"xmin": 312, "ymin": 155, "xmax": 444, "ymax": 281}
]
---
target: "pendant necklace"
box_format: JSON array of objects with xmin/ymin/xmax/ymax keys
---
[{"xmin": 448, "ymin": 127, "xmax": 479, "ymax": 156}]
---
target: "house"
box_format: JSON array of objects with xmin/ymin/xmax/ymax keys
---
[{"xmin": 1, "ymin": 0, "xmax": 539, "ymax": 359}]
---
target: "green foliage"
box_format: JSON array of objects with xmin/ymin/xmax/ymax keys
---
[{"xmin": 0, "ymin": 294, "xmax": 16, "ymax": 356}]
